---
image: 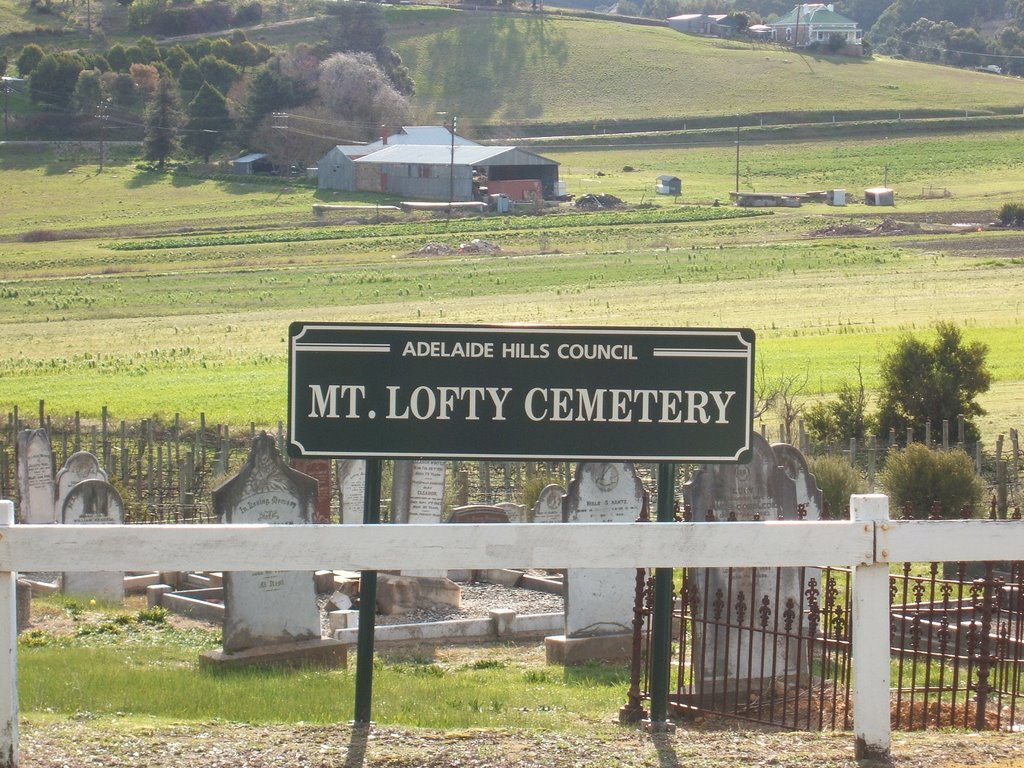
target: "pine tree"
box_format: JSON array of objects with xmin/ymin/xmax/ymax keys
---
[
  {"xmin": 143, "ymin": 76, "xmax": 183, "ymax": 171},
  {"xmin": 182, "ymin": 82, "xmax": 231, "ymax": 163}
]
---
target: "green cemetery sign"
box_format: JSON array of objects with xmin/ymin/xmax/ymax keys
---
[{"xmin": 288, "ymin": 323, "xmax": 755, "ymax": 462}]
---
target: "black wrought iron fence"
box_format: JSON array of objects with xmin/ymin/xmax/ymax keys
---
[{"xmin": 631, "ymin": 535, "xmax": 1024, "ymax": 732}]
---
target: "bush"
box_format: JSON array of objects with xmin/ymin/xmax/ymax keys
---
[
  {"xmin": 878, "ymin": 443, "xmax": 985, "ymax": 519},
  {"xmin": 810, "ymin": 455, "xmax": 866, "ymax": 518},
  {"xmin": 998, "ymin": 202, "xmax": 1024, "ymax": 227}
]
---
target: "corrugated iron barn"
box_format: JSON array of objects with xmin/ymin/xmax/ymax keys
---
[{"xmin": 317, "ymin": 128, "xmax": 559, "ymax": 201}]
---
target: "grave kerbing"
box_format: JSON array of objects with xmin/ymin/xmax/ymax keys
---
[{"xmin": 201, "ymin": 433, "xmax": 346, "ymax": 668}]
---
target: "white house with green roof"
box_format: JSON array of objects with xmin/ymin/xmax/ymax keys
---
[{"xmin": 767, "ymin": 4, "xmax": 862, "ymax": 51}]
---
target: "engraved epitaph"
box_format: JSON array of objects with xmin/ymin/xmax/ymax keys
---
[
  {"xmin": 55, "ymin": 452, "xmax": 107, "ymax": 527},
  {"xmin": 16, "ymin": 429, "xmax": 55, "ymax": 524},
  {"xmin": 215, "ymin": 434, "xmax": 320, "ymax": 654},
  {"xmin": 683, "ymin": 433, "xmax": 807, "ymax": 691},
  {"xmin": 61, "ymin": 479, "xmax": 125, "ymax": 602},
  {"xmin": 531, "ymin": 483, "xmax": 565, "ymax": 523},
  {"xmin": 336, "ymin": 459, "xmax": 366, "ymax": 525},
  {"xmin": 563, "ymin": 462, "xmax": 647, "ymax": 637}
]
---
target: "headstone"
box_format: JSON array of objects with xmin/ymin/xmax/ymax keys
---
[
  {"xmin": 407, "ymin": 461, "xmax": 447, "ymax": 524},
  {"xmin": 215, "ymin": 433, "xmax": 321, "ymax": 654},
  {"xmin": 683, "ymin": 432, "xmax": 807, "ymax": 696},
  {"xmin": 447, "ymin": 504, "xmax": 509, "ymax": 523},
  {"xmin": 772, "ymin": 443, "xmax": 823, "ymax": 521},
  {"xmin": 16, "ymin": 429, "xmax": 55, "ymax": 524},
  {"xmin": 336, "ymin": 459, "xmax": 366, "ymax": 525},
  {"xmin": 547, "ymin": 462, "xmax": 646, "ymax": 664},
  {"xmin": 55, "ymin": 452, "xmax": 107, "ymax": 528},
  {"xmin": 495, "ymin": 501, "xmax": 527, "ymax": 523},
  {"xmin": 398, "ymin": 460, "xmax": 449, "ymax": 578},
  {"xmin": 531, "ymin": 483, "xmax": 565, "ymax": 523},
  {"xmin": 61, "ymin": 478, "xmax": 125, "ymax": 602},
  {"xmin": 291, "ymin": 458, "xmax": 332, "ymax": 523}
]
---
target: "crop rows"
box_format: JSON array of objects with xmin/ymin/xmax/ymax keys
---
[{"xmin": 106, "ymin": 207, "xmax": 766, "ymax": 251}]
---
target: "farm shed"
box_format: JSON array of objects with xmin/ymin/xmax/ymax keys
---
[
  {"xmin": 864, "ymin": 187, "xmax": 895, "ymax": 206},
  {"xmin": 317, "ymin": 146, "xmax": 365, "ymax": 192},
  {"xmin": 317, "ymin": 126, "xmax": 483, "ymax": 193},
  {"xmin": 656, "ymin": 175, "xmax": 681, "ymax": 196},
  {"xmin": 351, "ymin": 145, "xmax": 559, "ymax": 201},
  {"xmin": 666, "ymin": 13, "xmax": 732, "ymax": 36},
  {"xmin": 232, "ymin": 153, "xmax": 270, "ymax": 175}
]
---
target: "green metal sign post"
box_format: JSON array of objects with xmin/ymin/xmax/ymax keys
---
[{"xmin": 287, "ymin": 322, "xmax": 755, "ymax": 727}]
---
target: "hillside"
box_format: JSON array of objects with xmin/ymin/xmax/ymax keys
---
[{"xmin": 384, "ymin": 7, "xmax": 1024, "ymax": 129}]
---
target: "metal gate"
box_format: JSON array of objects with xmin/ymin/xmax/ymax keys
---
[{"xmin": 629, "ymin": 553, "xmax": 1024, "ymax": 731}]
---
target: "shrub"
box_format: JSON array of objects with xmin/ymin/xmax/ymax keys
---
[
  {"xmin": 878, "ymin": 443, "xmax": 985, "ymax": 519},
  {"xmin": 810, "ymin": 455, "xmax": 866, "ymax": 517},
  {"xmin": 998, "ymin": 202, "xmax": 1024, "ymax": 227}
]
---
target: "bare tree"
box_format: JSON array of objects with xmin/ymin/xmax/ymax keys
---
[{"xmin": 754, "ymin": 359, "xmax": 810, "ymax": 443}]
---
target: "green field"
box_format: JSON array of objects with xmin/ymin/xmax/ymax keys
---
[
  {"xmin": 2, "ymin": 130, "xmax": 1024, "ymax": 438},
  {"xmin": 384, "ymin": 9, "xmax": 1024, "ymax": 126}
]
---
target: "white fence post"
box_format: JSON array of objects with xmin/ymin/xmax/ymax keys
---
[
  {"xmin": 0, "ymin": 500, "xmax": 17, "ymax": 768},
  {"xmin": 851, "ymin": 494, "xmax": 890, "ymax": 761}
]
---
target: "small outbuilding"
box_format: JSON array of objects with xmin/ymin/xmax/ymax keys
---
[
  {"xmin": 232, "ymin": 153, "xmax": 271, "ymax": 175},
  {"xmin": 864, "ymin": 187, "xmax": 895, "ymax": 206},
  {"xmin": 656, "ymin": 175, "xmax": 682, "ymax": 196}
]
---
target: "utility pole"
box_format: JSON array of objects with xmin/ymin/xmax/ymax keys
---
[
  {"xmin": 448, "ymin": 114, "xmax": 457, "ymax": 221},
  {"xmin": 98, "ymin": 100, "xmax": 107, "ymax": 171},
  {"xmin": 734, "ymin": 121, "xmax": 740, "ymax": 195}
]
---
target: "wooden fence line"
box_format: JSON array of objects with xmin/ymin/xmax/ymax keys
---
[{"xmin": 0, "ymin": 495, "xmax": 1021, "ymax": 763}]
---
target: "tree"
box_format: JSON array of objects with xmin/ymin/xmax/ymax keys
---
[
  {"xmin": 316, "ymin": 51, "xmax": 410, "ymax": 142},
  {"xmin": 28, "ymin": 52, "xmax": 86, "ymax": 110},
  {"xmin": 198, "ymin": 55, "xmax": 241, "ymax": 97},
  {"xmin": 144, "ymin": 75, "xmax": 184, "ymax": 171},
  {"xmin": 326, "ymin": 3, "xmax": 387, "ymax": 55},
  {"xmin": 182, "ymin": 82, "xmax": 231, "ymax": 162},
  {"xmin": 876, "ymin": 322, "xmax": 991, "ymax": 444},
  {"xmin": 106, "ymin": 44, "xmax": 130, "ymax": 73},
  {"xmin": 804, "ymin": 364, "xmax": 874, "ymax": 445},
  {"xmin": 72, "ymin": 69, "xmax": 105, "ymax": 115},
  {"xmin": 16, "ymin": 44, "xmax": 45, "ymax": 77},
  {"xmin": 238, "ymin": 55, "xmax": 316, "ymax": 140}
]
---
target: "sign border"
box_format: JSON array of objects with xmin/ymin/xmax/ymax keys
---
[{"xmin": 288, "ymin": 322, "xmax": 754, "ymax": 463}]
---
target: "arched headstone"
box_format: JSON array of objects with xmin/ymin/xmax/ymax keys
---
[{"xmin": 61, "ymin": 478, "xmax": 125, "ymax": 602}]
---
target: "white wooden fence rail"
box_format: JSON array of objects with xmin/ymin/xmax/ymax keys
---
[{"xmin": 0, "ymin": 494, "xmax": 1022, "ymax": 765}]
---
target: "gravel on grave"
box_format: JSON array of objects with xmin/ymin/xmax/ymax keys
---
[{"xmin": 322, "ymin": 579, "xmax": 564, "ymax": 631}]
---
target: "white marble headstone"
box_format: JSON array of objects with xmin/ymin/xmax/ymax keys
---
[
  {"xmin": 531, "ymin": 483, "xmax": 565, "ymax": 523},
  {"xmin": 495, "ymin": 501, "xmax": 527, "ymax": 523},
  {"xmin": 17, "ymin": 429, "xmax": 55, "ymax": 524},
  {"xmin": 61, "ymin": 478, "xmax": 125, "ymax": 602},
  {"xmin": 55, "ymin": 452, "xmax": 107, "ymax": 528},
  {"xmin": 402, "ymin": 460, "xmax": 448, "ymax": 578},
  {"xmin": 336, "ymin": 459, "xmax": 366, "ymax": 525},
  {"xmin": 564, "ymin": 462, "xmax": 646, "ymax": 638},
  {"xmin": 215, "ymin": 433, "xmax": 320, "ymax": 654}
]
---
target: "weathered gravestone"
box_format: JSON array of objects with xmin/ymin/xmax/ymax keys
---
[
  {"xmin": 61, "ymin": 479, "xmax": 125, "ymax": 602},
  {"xmin": 383, "ymin": 460, "xmax": 459, "ymax": 609},
  {"xmin": 16, "ymin": 429, "xmax": 55, "ymax": 525},
  {"xmin": 546, "ymin": 462, "xmax": 647, "ymax": 664},
  {"xmin": 531, "ymin": 483, "xmax": 565, "ymax": 523},
  {"xmin": 55, "ymin": 452, "xmax": 107, "ymax": 528},
  {"xmin": 772, "ymin": 443, "xmax": 823, "ymax": 521},
  {"xmin": 682, "ymin": 433, "xmax": 811, "ymax": 704},
  {"xmin": 495, "ymin": 501, "xmax": 527, "ymax": 523},
  {"xmin": 203, "ymin": 433, "xmax": 345, "ymax": 667},
  {"xmin": 335, "ymin": 459, "xmax": 366, "ymax": 526}
]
